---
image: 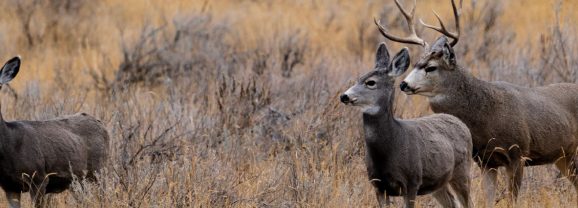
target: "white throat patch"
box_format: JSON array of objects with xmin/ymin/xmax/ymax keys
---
[
  {"xmin": 429, "ymin": 94, "xmax": 447, "ymax": 104},
  {"xmin": 362, "ymin": 106, "xmax": 381, "ymax": 115}
]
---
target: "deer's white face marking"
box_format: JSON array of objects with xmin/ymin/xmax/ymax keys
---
[
  {"xmin": 342, "ymin": 76, "xmax": 383, "ymax": 114},
  {"xmin": 402, "ymin": 64, "xmax": 441, "ymax": 97},
  {"xmin": 340, "ymin": 45, "xmax": 410, "ymax": 116}
]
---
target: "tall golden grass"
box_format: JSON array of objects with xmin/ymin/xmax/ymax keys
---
[{"xmin": 0, "ymin": 0, "xmax": 576, "ymax": 207}]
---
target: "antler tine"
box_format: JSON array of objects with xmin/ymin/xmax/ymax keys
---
[
  {"xmin": 419, "ymin": 11, "xmax": 457, "ymax": 38},
  {"xmin": 374, "ymin": 0, "xmax": 426, "ymax": 47},
  {"xmin": 420, "ymin": 0, "xmax": 461, "ymax": 46},
  {"xmin": 394, "ymin": 0, "xmax": 414, "ymax": 26}
]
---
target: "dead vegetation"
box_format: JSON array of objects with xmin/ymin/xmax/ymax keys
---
[{"xmin": 0, "ymin": 0, "xmax": 577, "ymax": 207}]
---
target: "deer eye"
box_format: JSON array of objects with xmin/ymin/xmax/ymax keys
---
[
  {"xmin": 425, "ymin": 66, "xmax": 437, "ymax": 73},
  {"xmin": 365, "ymin": 80, "xmax": 376, "ymax": 87}
]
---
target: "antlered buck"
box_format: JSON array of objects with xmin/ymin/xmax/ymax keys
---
[{"xmin": 375, "ymin": 0, "xmax": 578, "ymax": 206}]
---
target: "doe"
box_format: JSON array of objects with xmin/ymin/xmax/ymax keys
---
[
  {"xmin": 0, "ymin": 57, "xmax": 110, "ymax": 208},
  {"xmin": 340, "ymin": 43, "xmax": 472, "ymax": 208}
]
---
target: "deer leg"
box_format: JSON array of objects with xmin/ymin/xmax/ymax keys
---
[
  {"xmin": 385, "ymin": 194, "xmax": 391, "ymax": 206},
  {"xmin": 505, "ymin": 161, "xmax": 524, "ymax": 206},
  {"xmin": 481, "ymin": 167, "xmax": 498, "ymax": 208},
  {"xmin": 403, "ymin": 187, "xmax": 418, "ymax": 208},
  {"xmin": 450, "ymin": 170, "xmax": 472, "ymax": 208},
  {"xmin": 5, "ymin": 191, "xmax": 21, "ymax": 208},
  {"xmin": 433, "ymin": 185, "xmax": 457, "ymax": 208},
  {"xmin": 555, "ymin": 155, "xmax": 578, "ymax": 206},
  {"xmin": 375, "ymin": 188, "xmax": 387, "ymax": 208},
  {"xmin": 30, "ymin": 178, "xmax": 49, "ymax": 208},
  {"xmin": 44, "ymin": 194, "xmax": 54, "ymax": 208}
]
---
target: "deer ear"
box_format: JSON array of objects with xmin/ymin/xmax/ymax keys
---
[
  {"xmin": 430, "ymin": 36, "xmax": 456, "ymax": 66},
  {"xmin": 375, "ymin": 43, "xmax": 390, "ymax": 69},
  {"xmin": 388, "ymin": 48, "xmax": 410, "ymax": 77},
  {"xmin": 0, "ymin": 56, "xmax": 20, "ymax": 84}
]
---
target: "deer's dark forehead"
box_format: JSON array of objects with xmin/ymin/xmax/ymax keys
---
[
  {"xmin": 414, "ymin": 54, "xmax": 434, "ymax": 68},
  {"xmin": 359, "ymin": 70, "xmax": 384, "ymax": 81}
]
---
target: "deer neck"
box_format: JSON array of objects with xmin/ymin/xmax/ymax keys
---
[
  {"xmin": 429, "ymin": 67, "xmax": 494, "ymax": 119},
  {"xmin": 362, "ymin": 95, "xmax": 403, "ymax": 168},
  {"xmin": 0, "ymin": 105, "xmax": 5, "ymax": 151},
  {"xmin": 362, "ymin": 89, "xmax": 401, "ymax": 144},
  {"xmin": 0, "ymin": 103, "xmax": 5, "ymax": 127}
]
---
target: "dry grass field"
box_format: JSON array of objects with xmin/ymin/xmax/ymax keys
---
[{"xmin": 0, "ymin": 0, "xmax": 577, "ymax": 207}]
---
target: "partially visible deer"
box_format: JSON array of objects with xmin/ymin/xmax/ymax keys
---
[
  {"xmin": 376, "ymin": 0, "xmax": 578, "ymax": 206},
  {"xmin": 340, "ymin": 43, "xmax": 472, "ymax": 208},
  {"xmin": 0, "ymin": 57, "xmax": 110, "ymax": 208}
]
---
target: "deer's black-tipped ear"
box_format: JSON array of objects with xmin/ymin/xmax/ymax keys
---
[
  {"xmin": 431, "ymin": 36, "xmax": 448, "ymax": 53},
  {"xmin": 388, "ymin": 48, "xmax": 410, "ymax": 77},
  {"xmin": 375, "ymin": 43, "xmax": 390, "ymax": 69},
  {"xmin": 430, "ymin": 36, "xmax": 456, "ymax": 66},
  {"xmin": 0, "ymin": 56, "xmax": 20, "ymax": 84}
]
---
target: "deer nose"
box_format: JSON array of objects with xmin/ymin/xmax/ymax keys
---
[
  {"xmin": 340, "ymin": 94, "xmax": 350, "ymax": 103},
  {"xmin": 400, "ymin": 81, "xmax": 409, "ymax": 91}
]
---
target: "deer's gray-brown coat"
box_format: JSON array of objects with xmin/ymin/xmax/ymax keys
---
[
  {"xmin": 401, "ymin": 36, "xmax": 578, "ymax": 206},
  {"xmin": 0, "ymin": 57, "xmax": 109, "ymax": 208},
  {"xmin": 341, "ymin": 43, "xmax": 472, "ymax": 208}
]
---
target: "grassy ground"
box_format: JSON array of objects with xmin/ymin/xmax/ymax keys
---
[{"xmin": 0, "ymin": 0, "xmax": 577, "ymax": 207}]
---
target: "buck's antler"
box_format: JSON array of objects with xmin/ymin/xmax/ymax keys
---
[
  {"xmin": 420, "ymin": 0, "xmax": 461, "ymax": 46},
  {"xmin": 374, "ymin": 0, "xmax": 426, "ymax": 47}
]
